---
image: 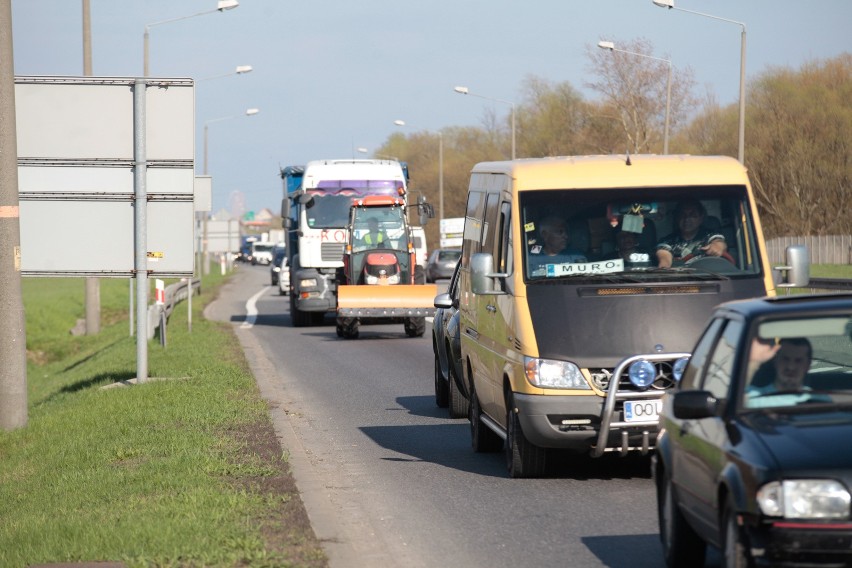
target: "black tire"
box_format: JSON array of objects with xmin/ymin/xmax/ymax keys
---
[
  {"xmin": 434, "ymin": 356, "xmax": 449, "ymax": 408},
  {"xmin": 337, "ymin": 318, "xmax": 359, "ymax": 339},
  {"xmin": 290, "ymin": 294, "xmax": 310, "ymax": 327},
  {"xmin": 506, "ymin": 395, "xmax": 547, "ymax": 478},
  {"xmin": 658, "ymin": 472, "xmax": 706, "ymax": 568},
  {"xmin": 470, "ymin": 390, "xmax": 502, "ymax": 453},
  {"xmin": 404, "ymin": 317, "xmax": 426, "ymax": 337},
  {"xmin": 722, "ymin": 498, "xmax": 752, "ymax": 568},
  {"xmin": 448, "ymin": 363, "xmax": 469, "ymax": 418}
]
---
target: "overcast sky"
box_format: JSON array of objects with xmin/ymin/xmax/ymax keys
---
[{"xmin": 11, "ymin": 0, "xmax": 852, "ymax": 216}]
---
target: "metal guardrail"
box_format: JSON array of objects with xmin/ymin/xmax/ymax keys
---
[
  {"xmin": 807, "ymin": 278, "xmax": 852, "ymax": 291},
  {"xmin": 147, "ymin": 278, "xmax": 201, "ymax": 340}
]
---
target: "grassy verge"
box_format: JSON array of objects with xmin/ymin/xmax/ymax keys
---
[{"xmin": 0, "ymin": 271, "xmax": 326, "ymax": 568}]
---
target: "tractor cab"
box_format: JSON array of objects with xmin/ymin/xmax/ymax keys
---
[{"xmin": 343, "ymin": 195, "xmax": 416, "ymax": 286}]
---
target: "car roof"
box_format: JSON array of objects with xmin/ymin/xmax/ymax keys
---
[{"xmin": 714, "ymin": 293, "xmax": 852, "ymax": 320}]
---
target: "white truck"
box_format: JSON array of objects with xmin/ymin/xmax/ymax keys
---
[{"xmin": 281, "ymin": 159, "xmax": 412, "ymax": 327}]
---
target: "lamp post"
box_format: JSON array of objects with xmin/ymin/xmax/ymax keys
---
[
  {"xmin": 393, "ymin": 119, "xmax": 443, "ymax": 222},
  {"xmin": 144, "ymin": 0, "xmax": 239, "ymax": 77},
  {"xmin": 453, "ymin": 86, "xmax": 516, "ymax": 160},
  {"xmin": 203, "ymin": 107, "xmax": 259, "ymax": 175},
  {"xmin": 198, "ymin": 65, "xmax": 253, "ymax": 82},
  {"xmin": 653, "ymin": 0, "xmax": 746, "ymax": 163},
  {"xmin": 598, "ymin": 40, "xmax": 672, "ymax": 155}
]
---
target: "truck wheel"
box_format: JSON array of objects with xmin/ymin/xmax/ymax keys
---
[
  {"xmin": 290, "ymin": 294, "xmax": 310, "ymax": 327},
  {"xmin": 470, "ymin": 390, "xmax": 502, "ymax": 453},
  {"xmin": 404, "ymin": 317, "xmax": 426, "ymax": 337},
  {"xmin": 434, "ymin": 357, "xmax": 449, "ymax": 408},
  {"xmin": 506, "ymin": 394, "xmax": 547, "ymax": 478},
  {"xmin": 448, "ymin": 364, "xmax": 469, "ymax": 418}
]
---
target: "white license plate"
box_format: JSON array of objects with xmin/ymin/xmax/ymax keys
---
[{"xmin": 623, "ymin": 400, "xmax": 662, "ymax": 423}]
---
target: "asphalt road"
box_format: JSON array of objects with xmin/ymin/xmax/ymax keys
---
[{"xmin": 206, "ymin": 264, "xmax": 722, "ymax": 568}]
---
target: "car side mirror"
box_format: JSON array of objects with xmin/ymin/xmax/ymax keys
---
[
  {"xmin": 434, "ymin": 292, "xmax": 452, "ymax": 309},
  {"xmin": 672, "ymin": 390, "xmax": 718, "ymax": 419}
]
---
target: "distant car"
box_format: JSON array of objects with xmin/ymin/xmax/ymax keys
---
[
  {"xmin": 425, "ymin": 249, "xmax": 461, "ymax": 282},
  {"xmin": 270, "ymin": 250, "xmax": 290, "ymax": 295},
  {"xmin": 432, "ymin": 262, "xmax": 468, "ymax": 418},
  {"xmin": 251, "ymin": 242, "xmax": 274, "ymax": 265},
  {"xmin": 654, "ymin": 294, "xmax": 852, "ymax": 568},
  {"xmin": 270, "ymin": 247, "xmax": 286, "ymax": 286}
]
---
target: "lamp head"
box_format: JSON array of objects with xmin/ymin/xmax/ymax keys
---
[
  {"xmin": 235, "ymin": 65, "xmax": 252, "ymax": 74},
  {"xmin": 217, "ymin": 0, "xmax": 239, "ymax": 11},
  {"xmin": 393, "ymin": 120, "xmax": 405, "ymax": 126},
  {"xmin": 453, "ymin": 86, "xmax": 469, "ymax": 95},
  {"xmin": 245, "ymin": 108, "xmax": 259, "ymax": 116},
  {"xmin": 597, "ymin": 41, "xmax": 615, "ymax": 50},
  {"xmin": 652, "ymin": 0, "xmax": 674, "ymax": 7}
]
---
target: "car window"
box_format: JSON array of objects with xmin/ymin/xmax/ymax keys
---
[
  {"xmin": 439, "ymin": 250, "xmax": 461, "ymax": 262},
  {"xmin": 701, "ymin": 320, "xmax": 743, "ymax": 401},
  {"xmin": 679, "ymin": 318, "xmax": 725, "ymax": 391},
  {"xmin": 742, "ymin": 315, "xmax": 852, "ymax": 410}
]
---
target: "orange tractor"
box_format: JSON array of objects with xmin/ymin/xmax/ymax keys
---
[{"xmin": 336, "ymin": 195, "xmax": 437, "ymax": 339}]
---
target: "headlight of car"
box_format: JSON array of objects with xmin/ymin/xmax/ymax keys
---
[
  {"xmin": 757, "ymin": 480, "xmax": 851, "ymax": 519},
  {"xmin": 523, "ymin": 357, "xmax": 590, "ymax": 390},
  {"xmin": 273, "ymin": 266, "xmax": 281, "ymax": 273}
]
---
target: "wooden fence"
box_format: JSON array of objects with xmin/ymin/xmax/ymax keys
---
[{"xmin": 766, "ymin": 235, "xmax": 852, "ymax": 266}]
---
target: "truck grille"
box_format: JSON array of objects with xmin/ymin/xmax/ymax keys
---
[{"xmin": 321, "ymin": 243, "xmax": 345, "ymax": 262}]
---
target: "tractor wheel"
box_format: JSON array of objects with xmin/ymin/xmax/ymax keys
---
[{"xmin": 405, "ymin": 316, "xmax": 426, "ymax": 337}]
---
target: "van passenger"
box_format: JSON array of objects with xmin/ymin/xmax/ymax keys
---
[{"xmin": 529, "ymin": 216, "xmax": 586, "ymax": 273}]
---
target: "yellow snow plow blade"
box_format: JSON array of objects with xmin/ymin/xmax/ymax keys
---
[{"xmin": 337, "ymin": 284, "xmax": 439, "ymax": 317}]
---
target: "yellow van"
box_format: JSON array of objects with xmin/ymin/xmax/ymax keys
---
[{"xmin": 458, "ymin": 155, "xmax": 809, "ymax": 477}]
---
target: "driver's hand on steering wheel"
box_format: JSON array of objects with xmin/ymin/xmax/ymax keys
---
[{"xmin": 701, "ymin": 239, "xmax": 727, "ymax": 257}]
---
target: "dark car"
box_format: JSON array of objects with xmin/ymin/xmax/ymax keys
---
[
  {"xmin": 425, "ymin": 249, "xmax": 461, "ymax": 282},
  {"xmin": 653, "ymin": 294, "xmax": 852, "ymax": 568},
  {"xmin": 270, "ymin": 246, "xmax": 286, "ymax": 286},
  {"xmin": 431, "ymin": 262, "xmax": 468, "ymax": 418}
]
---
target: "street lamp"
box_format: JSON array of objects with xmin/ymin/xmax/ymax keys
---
[
  {"xmin": 453, "ymin": 85, "xmax": 516, "ymax": 160},
  {"xmin": 598, "ymin": 40, "xmax": 672, "ymax": 155},
  {"xmin": 394, "ymin": 119, "xmax": 444, "ymax": 222},
  {"xmin": 652, "ymin": 0, "xmax": 746, "ymax": 163},
  {"xmin": 198, "ymin": 64, "xmax": 253, "ymax": 82},
  {"xmin": 203, "ymin": 107, "xmax": 259, "ymax": 175},
  {"xmin": 144, "ymin": 0, "xmax": 239, "ymax": 77}
]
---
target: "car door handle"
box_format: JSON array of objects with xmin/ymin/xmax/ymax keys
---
[
  {"xmin": 679, "ymin": 421, "xmax": 692, "ymax": 436},
  {"xmin": 486, "ymin": 304, "xmax": 497, "ymax": 313}
]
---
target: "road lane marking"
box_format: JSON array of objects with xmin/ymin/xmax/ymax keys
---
[{"xmin": 240, "ymin": 287, "xmax": 268, "ymax": 328}]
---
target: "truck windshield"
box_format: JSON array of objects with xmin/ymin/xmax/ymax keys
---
[
  {"xmin": 305, "ymin": 180, "xmax": 404, "ymax": 229},
  {"xmin": 520, "ymin": 185, "xmax": 762, "ymax": 282}
]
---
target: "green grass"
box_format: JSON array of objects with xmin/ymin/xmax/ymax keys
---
[
  {"xmin": 810, "ymin": 264, "xmax": 852, "ymax": 279},
  {"xmin": 0, "ymin": 272, "xmax": 326, "ymax": 568}
]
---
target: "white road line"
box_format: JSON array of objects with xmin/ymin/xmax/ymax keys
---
[{"xmin": 240, "ymin": 287, "xmax": 269, "ymax": 328}]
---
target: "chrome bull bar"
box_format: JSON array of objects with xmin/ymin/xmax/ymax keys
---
[{"xmin": 590, "ymin": 352, "xmax": 691, "ymax": 458}]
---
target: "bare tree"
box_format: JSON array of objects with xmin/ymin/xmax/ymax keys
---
[{"xmin": 585, "ymin": 38, "xmax": 696, "ymax": 154}]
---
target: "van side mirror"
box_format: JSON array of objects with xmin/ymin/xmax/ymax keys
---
[
  {"xmin": 774, "ymin": 244, "xmax": 810, "ymax": 288},
  {"xmin": 471, "ymin": 253, "xmax": 507, "ymax": 295}
]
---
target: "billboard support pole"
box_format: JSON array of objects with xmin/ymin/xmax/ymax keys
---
[{"xmin": 134, "ymin": 78, "xmax": 148, "ymax": 384}]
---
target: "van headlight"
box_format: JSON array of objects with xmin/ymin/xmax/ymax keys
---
[
  {"xmin": 757, "ymin": 480, "xmax": 851, "ymax": 519},
  {"xmin": 523, "ymin": 357, "xmax": 590, "ymax": 390}
]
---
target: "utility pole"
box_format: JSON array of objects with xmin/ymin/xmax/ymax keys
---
[
  {"xmin": 0, "ymin": 0, "xmax": 29, "ymax": 430},
  {"xmin": 82, "ymin": 0, "xmax": 101, "ymax": 335}
]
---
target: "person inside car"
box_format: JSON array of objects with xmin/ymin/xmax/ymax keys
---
[
  {"xmin": 745, "ymin": 337, "xmax": 821, "ymax": 407},
  {"xmin": 529, "ymin": 216, "xmax": 587, "ymax": 274},
  {"xmin": 655, "ymin": 199, "xmax": 728, "ymax": 268}
]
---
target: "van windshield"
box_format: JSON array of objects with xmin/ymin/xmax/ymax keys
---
[{"xmin": 520, "ymin": 185, "xmax": 762, "ymax": 282}]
